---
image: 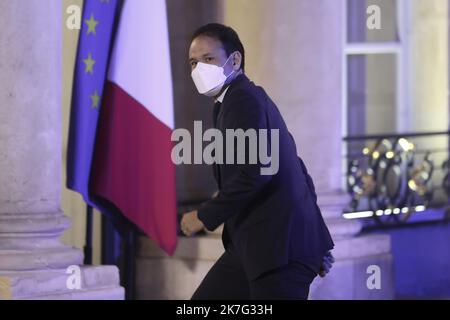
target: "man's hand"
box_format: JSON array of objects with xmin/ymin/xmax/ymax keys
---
[
  {"xmin": 319, "ymin": 251, "xmax": 335, "ymax": 277},
  {"xmin": 180, "ymin": 210, "xmax": 205, "ymax": 237}
]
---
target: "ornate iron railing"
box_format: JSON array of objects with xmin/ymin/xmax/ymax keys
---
[{"xmin": 343, "ymin": 131, "xmax": 450, "ymax": 226}]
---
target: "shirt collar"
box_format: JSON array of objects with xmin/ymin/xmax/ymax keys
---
[
  {"xmin": 215, "ymin": 71, "xmax": 246, "ymax": 103},
  {"xmin": 215, "ymin": 85, "xmax": 230, "ymax": 104}
]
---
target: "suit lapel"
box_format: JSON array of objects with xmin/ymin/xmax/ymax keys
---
[{"xmin": 211, "ymin": 74, "xmax": 250, "ymax": 189}]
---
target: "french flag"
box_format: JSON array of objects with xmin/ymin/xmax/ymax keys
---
[{"xmin": 67, "ymin": 0, "xmax": 177, "ymax": 255}]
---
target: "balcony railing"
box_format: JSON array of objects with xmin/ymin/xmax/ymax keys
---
[{"xmin": 343, "ymin": 131, "xmax": 450, "ymax": 228}]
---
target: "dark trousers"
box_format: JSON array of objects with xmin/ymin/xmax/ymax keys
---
[{"xmin": 191, "ymin": 244, "xmax": 318, "ymax": 300}]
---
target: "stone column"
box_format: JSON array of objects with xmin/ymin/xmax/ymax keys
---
[
  {"xmin": 0, "ymin": 0, "xmax": 123, "ymax": 300},
  {"xmin": 406, "ymin": 0, "xmax": 448, "ymax": 197},
  {"xmin": 408, "ymin": 0, "xmax": 448, "ymax": 132},
  {"xmin": 222, "ymin": 0, "xmax": 394, "ymax": 299}
]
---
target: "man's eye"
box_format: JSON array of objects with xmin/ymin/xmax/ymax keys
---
[
  {"xmin": 191, "ymin": 61, "xmax": 198, "ymax": 68},
  {"xmin": 205, "ymin": 57, "xmax": 213, "ymax": 63}
]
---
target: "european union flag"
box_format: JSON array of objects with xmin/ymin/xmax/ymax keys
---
[{"xmin": 66, "ymin": 0, "xmax": 121, "ymax": 209}]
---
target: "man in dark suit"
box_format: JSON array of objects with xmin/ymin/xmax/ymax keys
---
[{"xmin": 181, "ymin": 23, "xmax": 335, "ymax": 300}]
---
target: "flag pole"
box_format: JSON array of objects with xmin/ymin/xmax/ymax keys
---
[
  {"xmin": 84, "ymin": 205, "xmax": 93, "ymax": 265},
  {"xmin": 123, "ymin": 225, "xmax": 136, "ymax": 300}
]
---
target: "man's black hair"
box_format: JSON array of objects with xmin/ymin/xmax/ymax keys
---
[{"xmin": 191, "ymin": 23, "xmax": 245, "ymax": 72}]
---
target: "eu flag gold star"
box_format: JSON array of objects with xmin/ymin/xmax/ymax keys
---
[
  {"xmin": 83, "ymin": 53, "xmax": 96, "ymax": 74},
  {"xmin": 90, "ymin": 91, "xmax": 101, "ymax": 109},
  {"xmin": 85, "ymin": 13, "xmax": 99, "ymax": 36}
]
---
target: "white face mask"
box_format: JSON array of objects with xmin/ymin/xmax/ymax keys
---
[{"xmin": 191, "ymin": 55, "xmax": 235, "ymax": 97}]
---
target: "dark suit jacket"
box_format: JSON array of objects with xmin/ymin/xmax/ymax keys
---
[{"xmin": 198, "ymin": 74, "xmax": 334, "ymax": 280}]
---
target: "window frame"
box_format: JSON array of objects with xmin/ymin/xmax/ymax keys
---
[{"xmin": 341, "ymin": 0, "xmax": 410, "ymax": 187}]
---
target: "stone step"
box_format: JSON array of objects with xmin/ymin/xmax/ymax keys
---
[
  {"xmin": 138, "ymin": 232, "xmax": 390, "ymax": 261},
  {"xmin": 325, "ymin": 217, "xmax": 362, "ymax": 239},
  {"xmin": 0, "ymin": 265, "xmax": 122, "ymax": 299},
  {"xmin": 138, "ymin": 235, "xmax": 224, "ymax": 261},
  {"xmin": 317, "ymin": 192, "xmax": 351, "ymax": 219},
  {"xmin": 21, "ymin": 286, "xmax": 125, "ymax": 300},
  {"xmin": 332, "ymin": 234, "xmax": 391, "ymax": 260}
]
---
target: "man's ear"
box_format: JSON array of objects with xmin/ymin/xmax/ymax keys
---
[{"xmin": 232, "ymin": 51, "xmax": 242, "ymax": 71}]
